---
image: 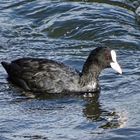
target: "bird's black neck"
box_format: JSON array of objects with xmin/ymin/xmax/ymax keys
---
[{"xmin": 79, "ymin": 54, "xmax": 103, "ymax": 87}]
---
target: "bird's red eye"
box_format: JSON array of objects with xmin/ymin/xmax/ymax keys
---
[{"xmin": 105, "ymin": 51, "xmax": 111, "ymax": 61}]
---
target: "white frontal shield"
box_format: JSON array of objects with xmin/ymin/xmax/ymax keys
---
[{"xmin": 110, "ymin": 50, "xmax": 122, "ymax": 74}]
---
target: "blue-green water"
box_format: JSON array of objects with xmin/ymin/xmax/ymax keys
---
[{"xmin": 0, "ymin": 0, "xmax": 140, "ymax": 140}]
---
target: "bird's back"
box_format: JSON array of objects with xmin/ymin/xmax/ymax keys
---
[{"xmin": 1, "ymin": 58, "xmax": 80, "ymax": 93}]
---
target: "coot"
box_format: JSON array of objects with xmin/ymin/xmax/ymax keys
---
[{"xmin": 1, "ymin": 47, "xmax": 122, "ymax": 94}]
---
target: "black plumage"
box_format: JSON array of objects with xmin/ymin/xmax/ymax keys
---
[{"xmin": 1, "ymin": 47, "xmax": 122, "ymax": 94}]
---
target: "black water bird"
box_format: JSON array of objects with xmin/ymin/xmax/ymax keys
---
[{"xmin": 1, "ymin": 47, "xmax": 122, "ymax": 94}]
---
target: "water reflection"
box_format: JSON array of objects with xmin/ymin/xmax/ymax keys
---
[
  {"xmin": 83, "ymin": 93, "xmax": 127, "ymax": 129},
  {"xmin": 5, "ymin": 85, "xmax": 127, "ymax": 130}
]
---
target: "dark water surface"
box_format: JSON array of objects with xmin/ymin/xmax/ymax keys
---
[{"xmin": 0, "ymin": 0, "xmax": 140, "ymax": 140}]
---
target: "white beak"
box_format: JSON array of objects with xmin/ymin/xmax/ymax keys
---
[{"xmin": 110, "ymin": 50, "xmax": 122, "ymax": 74}]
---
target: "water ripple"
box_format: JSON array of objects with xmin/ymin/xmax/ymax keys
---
[{"xmin": 0, "ymin": 0, "xmax": 140, "ymax": 140}]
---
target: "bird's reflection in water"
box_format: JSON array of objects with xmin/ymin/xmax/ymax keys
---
[
  {"xmin": 8, "ymin": 85, "xmax": 127, "ymax": 129},
  {"xmin": 83, "ymin": 92, "xmax": 127, "ymax": 129}
]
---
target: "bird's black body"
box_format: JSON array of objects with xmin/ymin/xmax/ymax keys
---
[{"xmin": 1, "ymin": 47, "xmax": 121, "ymax": 94}]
